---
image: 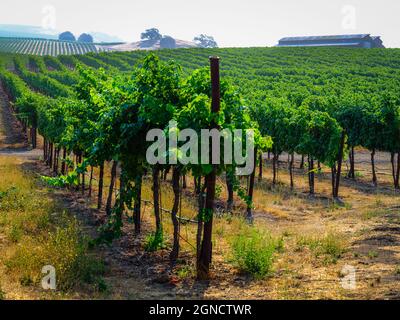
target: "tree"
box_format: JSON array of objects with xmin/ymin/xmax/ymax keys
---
[
  {"xmin": 141, "ymin": 28, "xmax": 162, "ymax": 41},
  {"xmin": 59, "ymin": 31, "xmax": 76, "ymax": 42},
  {"xmin": 78, "ymin": 33, "xmax": 94, "ymax": 43},
  {"xmin": 160, "ymin": 36, "xmax": 176, "ymax": 49},
  {"xmin": 194, "ymin": 34, "xmax": 218, "ymax": 48}
]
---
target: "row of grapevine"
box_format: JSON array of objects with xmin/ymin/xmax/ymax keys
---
[
  {"xmin": 0, "ymin": 38, "xmax": 111, "ymax": 56},
  {"xmin": 27, "ymin": 56, "xmax": 80, "ymax": 86},
  {"xmin": 13, "ymin": 57, "xmax": 73, "ymax": 98}
]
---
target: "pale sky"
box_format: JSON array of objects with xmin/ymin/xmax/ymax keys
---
[{"xmin": 2, "ymin": 0, "xmax": 400, "ymax": 47}]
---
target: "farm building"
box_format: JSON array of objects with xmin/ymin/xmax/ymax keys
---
[{"xmin": 277, "ymin": 34, "xmax": 385, "ymax": 48}]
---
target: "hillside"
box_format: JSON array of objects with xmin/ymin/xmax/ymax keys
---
[{"xmin": 104, "ymin": 38, "xmax": 198, "ymax": 51}]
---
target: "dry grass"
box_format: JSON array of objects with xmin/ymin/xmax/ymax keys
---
[{"xmin": 0, "ymin": 156, "xmax": 105, "ymax": 300}]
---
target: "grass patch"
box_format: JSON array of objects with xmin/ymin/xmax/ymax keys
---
[
  {"xmin": 363, "ymin": 210, "xmax": 387, "ymax": 220},
  {"xmin": 327, "ymin": 202, "xmax": 342, "ymax": 212},
  {"xmin": 0, "ymin": 157, "xmax": 105, "ymax": 294},
  {"xmin": 395, "ymin": 265, "xmax": 400, "ymax": 275},
  {"xmin": 144, "ymin": 229, "xmax": 165, "ymax": 252},
  {"xmin": 5, "ymin": 214, "xmax": 104, "ymax": 292},
  {"xmin": 296, "ymin": 232, "xmax": 346, "ymax": 264},
  {"xmin": 367, "ymin": 250, "xmax": 378, "ymax": 259},
  {"xmin": 230, "ymin": 224, "xmax": 283, "ymax": 279},
  {"xmin": 355, "ymin": 171, "xmax": 364, "ymax": 178},
  {"xmin": 176, "ymin": 265, "xmax": 195, "ymax": 279}
]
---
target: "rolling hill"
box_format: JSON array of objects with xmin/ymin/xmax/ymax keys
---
[{"xmin": 104, "ymin": 39, "xmax": 198, "ymax": 51}]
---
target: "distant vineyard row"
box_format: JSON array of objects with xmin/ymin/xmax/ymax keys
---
[{"xmin": 0, "ymin": 37, "xmax": 111, "ymax": 56}]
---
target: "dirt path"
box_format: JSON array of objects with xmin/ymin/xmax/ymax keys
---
[{"xmin": 0, "ymin": 83, "xmax": 28, "ymax": 151}]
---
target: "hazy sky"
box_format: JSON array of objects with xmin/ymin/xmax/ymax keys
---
[{"xmin": 2, "ymin": 0, "xmax": 400, "ymax": 47}]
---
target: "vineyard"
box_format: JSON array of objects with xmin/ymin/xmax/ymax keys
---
[
  {"xmin": 0, "ymin": 47, "xmax": 400, "ymax": 299},
  {"xmin": 0, "ymin": 37, "xmax": 110, "ymax": 56}
]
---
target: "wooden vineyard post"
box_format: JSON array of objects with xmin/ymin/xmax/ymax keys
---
[
  {"xmin": 333, "ymin": 130, "xmax": 346, "ymax": 198},
  {"xmin": 98, "ymin": 162, "xmax": 105, "ymax": 209},
  {"xmin": 31, "ymin": 127, "xmax": 37, "ymax": 149},
  {"xmin": 197, "ymin": 56, "xmax": 220, "ymax": 280}
]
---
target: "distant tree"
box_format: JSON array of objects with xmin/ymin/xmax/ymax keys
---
[
  {"xmin": 194, "ymin": 34, "xmax": 218, "ymax": 48},
  {"xmin": 160, "ymin": 36, "xmax": 176, "ymax": 49},
  {"xmin": 78, "ymin": 33, "xmax": 94, "ymax": 43},
  {"xmin": 59, "ymin": 31, "xmax": 76, "ymax": 42},
  {"xmin": 141, "ymin": 28, "xmax": 162, "ymax": 41}
]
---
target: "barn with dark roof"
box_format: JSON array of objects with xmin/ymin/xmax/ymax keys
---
[{"xmin": 277, "ymin": 34, "xmax": 385, "ymax": 48}]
